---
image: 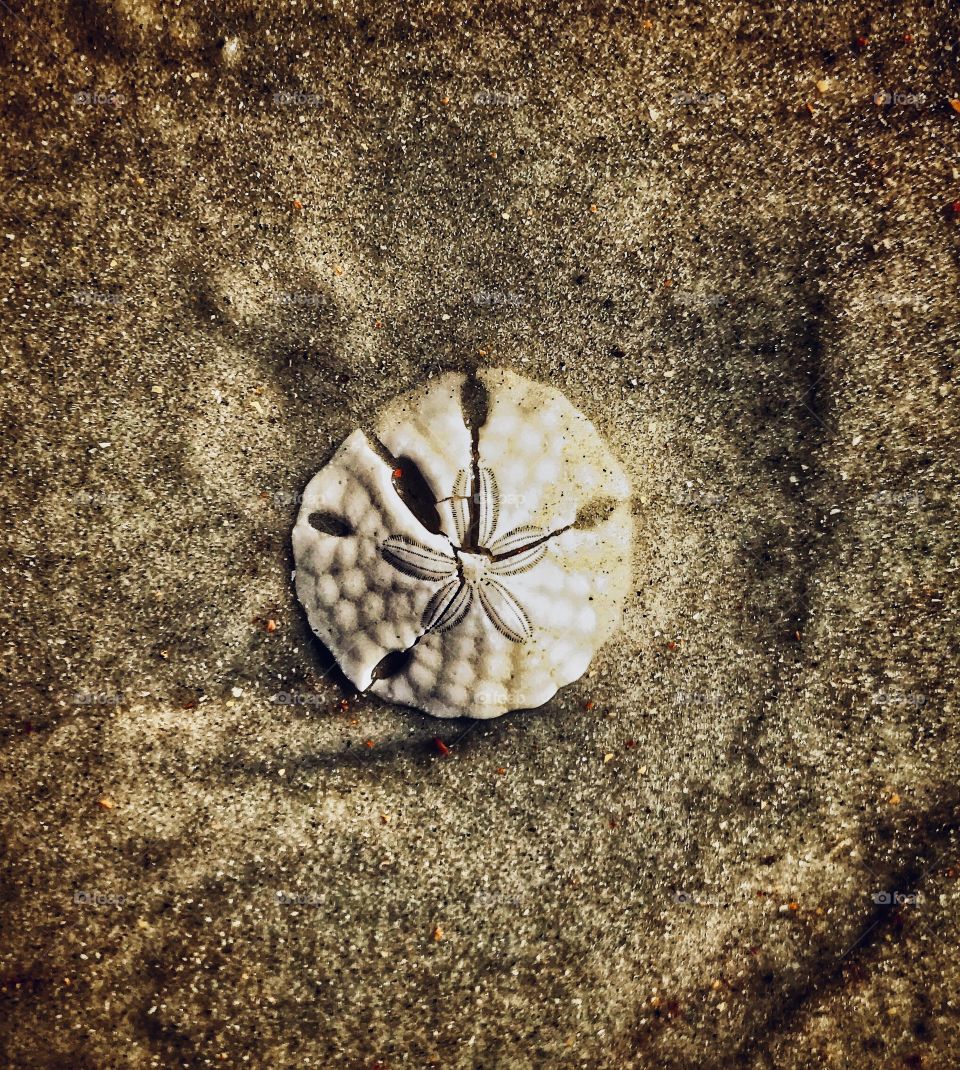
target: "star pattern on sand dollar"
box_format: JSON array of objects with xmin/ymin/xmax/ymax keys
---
[{"xmin": 380, "ymin": 466, "xmax": 549, "ymax": 643}]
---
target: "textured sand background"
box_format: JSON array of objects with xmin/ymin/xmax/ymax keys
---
[{"xmin": 2, "ymin": 1, "xmax": 960, "ymax": 1067}]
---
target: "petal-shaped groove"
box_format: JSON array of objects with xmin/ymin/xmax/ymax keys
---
[
  {"xmin": 428, "ymin": 579, "xmax": 473, "ymax": 632},
  {"xmin": 447, "ymin": 467, "xmax": 472, "ymax": 545},
  {"xmin": 421, "ymin": 577, "xmax": 461, "ymax": 631},
  {"xmin": 489, "ymin": 525, "xmax": 545, "ymax": 557},
  {"xmin": 488, "ymin": 541, "xmax": 548, "ymax": 576},
  {"xmin": 450, "ymin": 498, "xmax": 471, "ymax": 546},
  {"xmin": 478, "ymin": 577, "xmax": 532, "ymax": 643},
  {"xmin": 476, "ymin": 466, "xmax": 500, "ymax": 548},
  {"xmin": 381, "ymin": 536, "xmax": 458, "ymax": 582}
]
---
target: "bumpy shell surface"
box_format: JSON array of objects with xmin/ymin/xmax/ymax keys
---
[{"xmin": 293, "ymin": 368, "xmax": 632, "ymax": 718}]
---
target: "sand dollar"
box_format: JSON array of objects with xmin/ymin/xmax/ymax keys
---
[{"xmin": 293, "ymin": 369, "xmax": 632, "ymax": 718}]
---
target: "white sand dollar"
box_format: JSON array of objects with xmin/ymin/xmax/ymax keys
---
[{"xmin": 293, "ymin": 369, "xmax": 632, "ymax": 718}]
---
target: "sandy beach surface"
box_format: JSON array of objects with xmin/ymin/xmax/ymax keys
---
[{"xmin": 2, "ymin": 1, "xmax": 959, "ymax": 1066}]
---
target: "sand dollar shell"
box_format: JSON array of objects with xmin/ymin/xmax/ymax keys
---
[{"xmin": 293, "ymin": 369, "xmax": 632, "ymax": 718}]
